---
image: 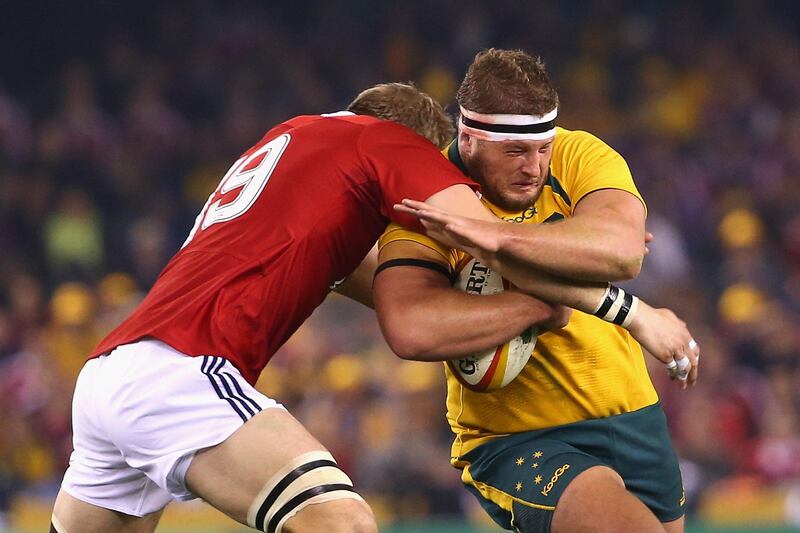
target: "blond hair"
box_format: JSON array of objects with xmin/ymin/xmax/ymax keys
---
[{"xmin": 347, "ymin": 83, "xmax": 455, "ymax": 148}]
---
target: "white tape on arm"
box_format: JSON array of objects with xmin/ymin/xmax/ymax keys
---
[{"xmin": 676, "ymin": 356, "xmax": 691, "ymax": 381}]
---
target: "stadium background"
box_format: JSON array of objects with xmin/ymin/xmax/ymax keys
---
[{"xmin": 0, "ymin": 1, "xmax": 799, "ymax": 531}]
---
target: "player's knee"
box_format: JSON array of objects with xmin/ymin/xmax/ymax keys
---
[
  {"xmin": 284, "ymin": 498, "xmax": 377, "ymax": 533},
  {"xmin": 351, "ymin": 506, "xmax": 378, "ymax": 533},
  {"xmin": 323, "ymin": 499, "xmax": 378, "ymax": 533}
]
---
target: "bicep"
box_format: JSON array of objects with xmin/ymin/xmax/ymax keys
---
[
  {"xmin": 573, "ymin": 188, "xmax": 646, "ymax": 234},
  {"xmin": 374, "ymin": 240, "xmax": 453, "ymax": 318}
]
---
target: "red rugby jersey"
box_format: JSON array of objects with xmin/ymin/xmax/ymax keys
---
[{"xmin": 91, "ymin": 113, "xmax": 476, "ymax": 384}]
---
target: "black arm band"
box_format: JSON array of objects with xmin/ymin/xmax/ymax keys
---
[
  {"xmin": 374, "ymin": 258, "xmax": 455, "ymax": 283},
  {"xmin": 595, "ymin": 284, "xmax": 618, "ymax": 317},
  {"xmin": 593, "ymin": 283, "xmax": 639, "ymax": 328}
]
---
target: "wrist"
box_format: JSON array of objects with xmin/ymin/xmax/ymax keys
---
[
  {"xmin": 495, "ymin": 223, "xmax": 521, "ymax": 256},
  {"xmin": 592, "ymin": 283, "xmax": 639, "ymax": 329}
]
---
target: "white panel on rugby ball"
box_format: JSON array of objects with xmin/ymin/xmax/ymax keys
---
[{"xmin": 447, "ymin": 259, "xmax": 537, "ymax": 392}]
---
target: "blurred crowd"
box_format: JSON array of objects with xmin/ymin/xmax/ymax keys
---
[{"xmin": 0, "ymin": 0, "xmax": 799, "ymax": 527}]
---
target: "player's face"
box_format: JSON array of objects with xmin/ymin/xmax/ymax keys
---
[{"xmin": 464, "ymin": 136, "xmax": 554, "ymax": 211}]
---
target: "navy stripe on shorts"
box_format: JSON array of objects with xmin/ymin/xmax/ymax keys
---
[{"xmin": 201, "ymin": 356, "xmax": 263, "ymax": 422}]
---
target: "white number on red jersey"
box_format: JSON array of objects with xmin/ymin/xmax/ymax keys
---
[{"xmin": 183, "ymin": 134, "xmax": 291, "ymax": 247}]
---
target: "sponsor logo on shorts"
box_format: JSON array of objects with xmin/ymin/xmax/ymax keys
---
[{"xmin": 540, "ymin": 464, "xmax": 570, "ymax": 496}]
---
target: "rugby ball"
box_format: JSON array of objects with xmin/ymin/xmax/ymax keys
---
[{"xmin": 446, "ymin": 258, "xmax": 537, "ymax": 392}]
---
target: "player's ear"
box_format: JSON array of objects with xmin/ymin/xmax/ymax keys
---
[{"xmin": 458, "ymin": 130, "xmax": 475, "ymax": 158}]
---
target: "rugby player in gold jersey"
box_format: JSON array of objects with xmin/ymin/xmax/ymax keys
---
[{"xmin": 374, "ymin": 49, "xmax": 700, "ymax": 533}]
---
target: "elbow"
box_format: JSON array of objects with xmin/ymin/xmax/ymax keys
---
[
  {"xmin": 609, "ymin": 246, "xmax": 644, "ymax": 281},
  {"xmin": 616, "ymin": 254, "xmax": 643, "ymax": 280},
  {"xmin": 550, "ymin": 307, "xmax": 572, "ymax": 330},
  {"xmin": 386, "ymin": 335, "xmax": 425, "ymax": 361},
  {"xmin": 380, "ymin": 318, "xmax": 433, "ymax": 361},
  {"xmin": 376, "ymin": 299, "xmax": 435, "ymax": 360}
]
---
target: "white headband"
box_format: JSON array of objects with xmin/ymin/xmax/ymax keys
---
[{"xmin": 459, "ymin": 106, "xmax": 557, "ymax": 141}]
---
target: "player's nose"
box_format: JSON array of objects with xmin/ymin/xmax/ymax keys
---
[{"xmin": 520, "ymin": 153, "xmax": 541, "ymax": 177}]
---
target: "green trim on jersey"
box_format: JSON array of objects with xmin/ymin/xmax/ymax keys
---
[
  {"xmin": 545, "ymin": 172, "xmax": 572, "ymax": 206},
  {"xmin": 446, "ymin": 140, "xmax": 469, "ymax": 176}
]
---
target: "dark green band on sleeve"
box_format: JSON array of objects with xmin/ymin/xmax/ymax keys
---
[{"xmin": 374, "ymin": 258, "xmax": 455, "ymax": 283}]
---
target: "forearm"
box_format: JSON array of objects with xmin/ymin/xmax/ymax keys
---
[
  {"xmin": 482, "ymin": 252, "xmax": 608, "ymax": 314},
  {"xmin": 495, "ymin": 212, "xmax": 644, "ymax": 281},
  {"xmin": 375, "ymin": 276, "xmax": 557, "ymax": 361},
  {"xmin": 402, "ymin": 190, "xmax": 647, "ymax": 281}
]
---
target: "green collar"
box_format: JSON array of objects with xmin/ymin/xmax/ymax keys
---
[{"xmin": 445, "ymin": 140, "xmax": 470, "ymax": 177}]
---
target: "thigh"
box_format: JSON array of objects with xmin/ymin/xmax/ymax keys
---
[
  {"xmin": 460, "ymin": 437, "xmax": 606, "ymax": 532},
  {"xmin": 94, "ymin": 341, "xmax": 283, "ymax": 502},
  {"xmin": 184, "ymin": 407, "xmax": 372, "ymax": 531},
  {"xmin": 663, "ymin": 515, "xmax": 685, "ymax": 533},
  {"xmin": 60, "ymin": 357, "xmax": 175, "ymax": 518},
  {"xmin": 550, "ymin": 466, "xmax": 663, "ymax": 533},
  {"xmin": 52, "ymin": 490, "xmax": 164, "ymax": 533},
  {"xmin": 61, "ymin": 340, "xmax": 282, "ymax": 518},
  {"xmin": 609, "ymin": 404, "xmax": 685, "ymax": 523}
]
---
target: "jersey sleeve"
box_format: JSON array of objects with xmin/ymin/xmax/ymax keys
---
[
  {"xmin": 378, "ymin": 223, "xmax": 459, "ymax": 269},
  {"xmin": 552, "ymin": 129, "xmax": 646, "ymax": 214},
  {"xmin": 358, "ymin": 121, "xmax": 479, "ymax": 230}
]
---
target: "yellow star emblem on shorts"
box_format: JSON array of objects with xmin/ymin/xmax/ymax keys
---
[
  {"xmin": 533, "ymin": 451, "xmax": 543, "ymax": 458},
  {"xmin": 534, "ymin": 475, "xmax": 543, "ymax": 484},
  {"xmin": 532, "ymin": 462, "xmax": 539, "ymax": 469},
  {"xmin": 516, "ymin": 457, "xmax": 525, "ymax": 466},
  {"xmin": 515, "ymin": 482, "xmax": 523, "ymax": 492}
]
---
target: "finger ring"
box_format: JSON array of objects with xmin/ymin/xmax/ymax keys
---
[{"xmin": 688, "ymin": 338, "xmax": 697, "ymax": 350}]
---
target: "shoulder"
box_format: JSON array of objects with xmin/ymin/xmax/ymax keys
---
[
  {"xmin": 553, "ymin": 127, "xmax": 624, "ymax": 161},
  {"xmin": 359, "ymin": 118, "xmax": 431, "ymax": 143},
  {"xmin": 357, "ymin": 119, "xmax": 446, "ymax": 161},
  {"xmin": 281, "ymin": 113, "xmax": 379, "ymax": 131}
]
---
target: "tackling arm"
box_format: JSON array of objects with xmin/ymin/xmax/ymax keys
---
[
  {"xmin": 396, "ymin": 188, "xmax": 647, "ymax": 282},
  {"xmin": 499, "ymin": 190, "xmax": 646, "ymax": 280}
]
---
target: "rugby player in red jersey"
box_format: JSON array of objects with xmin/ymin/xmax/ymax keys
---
[{"xmin": 51, "ymin": 83, "xmax": 557, "ymax": 533}]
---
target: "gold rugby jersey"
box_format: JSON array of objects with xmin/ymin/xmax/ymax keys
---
[{"xmin": 377, "ymin": 127, "xmax": 659, "ymax": 463}]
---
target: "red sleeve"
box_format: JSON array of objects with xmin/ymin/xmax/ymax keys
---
[{"xmin": 358, "ymin": 121, "xmax": 479, "ymax": 230}]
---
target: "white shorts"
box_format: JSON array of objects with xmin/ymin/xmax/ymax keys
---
[{"xmin": 61, "ymin": 338, "xmax": 284, "ymax": 517}]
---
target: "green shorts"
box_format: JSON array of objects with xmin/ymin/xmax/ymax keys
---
[{"xmin": 459, "ymin": 403, "xmax": 684, "ymax": 532}]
